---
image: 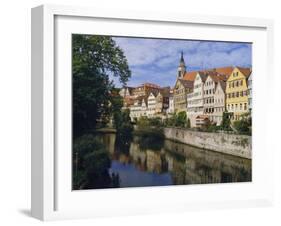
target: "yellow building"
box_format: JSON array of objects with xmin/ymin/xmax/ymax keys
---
[
  {"xmin": 225, "ymin": 67, "xmax": 252, "ymax": 121},
  {"xmin": 173, "ymin": 79, "xmax": 193, "ymax": 113}
]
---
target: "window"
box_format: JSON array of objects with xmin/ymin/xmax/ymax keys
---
[
  {"xmin": 235, "ymin": 104, "xmax": 238, "ymax": 110},
  {"xmin": 240, "ymin": 103, "xmax": 242, "ymax": 110},
  {"xmin": 244, "ymin": 103, "xmax": 247, "ymax": 110}
]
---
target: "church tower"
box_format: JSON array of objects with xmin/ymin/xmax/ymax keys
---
[{"xmin": 177, "ymin": 51, "xmax": 186, "ymax": 78}]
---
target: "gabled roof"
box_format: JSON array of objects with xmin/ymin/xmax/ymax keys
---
[
  {"xmin": 248, "ymin": 72, "xmax": 252, "ymax": 81},
  {"xmin": 134, "ymin": 95, "xmax": 149, "ymax": 106},
  {"xmin": 183, "ymin": 66, "xmax": 234, "ymax": 82},
  {"xmin": 237, "ymin": 67, "xmax": 252, "ymax": 78},
  {"xmin": 158, "ymin": 87, "xmax": 170, "ymax": 97},
  {"xmin": 148, "ymin": 90, "xmax": 158, "ymax": 97},
  {"xmin": 207, "ymin": 72, "xmax": 228, "ymax": 84},
  {"xmin": 213, "ymin": 66, "xmax": 234, "ymax": 77},
  {"xmin": 217, "ymin": 80, "xmax": 226, "ymax": 92},
  {"xmin": 120, "ymin": 86, "xmax": 134, "ymax": 95},
  {"xmin": 178, "ymin": 79, "xmax": 194, "ymax": 89},
  {"xmin": 197, "ymin": 72, "xmax": 208, "ymax": 82},
  {"xmin": 183, "ymin": 71, "xmax": 198, "ymax": 81}
]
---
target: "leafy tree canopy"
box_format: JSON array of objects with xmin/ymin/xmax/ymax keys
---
[{"xmin": 72, "ymin": 35, "xmax": 131, "ymax": 136}]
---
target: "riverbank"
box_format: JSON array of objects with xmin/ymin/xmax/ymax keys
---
[
  {"xmin": 96, "ymin": 127, "xmax": 252, "ymax": 159},
  {"xmin": 163, "ymin": 127, "xmax": 251, "ymax": 159},
  {"xmin": 96, "ymin": 128, "xmax": 117, "ymax": 133}
]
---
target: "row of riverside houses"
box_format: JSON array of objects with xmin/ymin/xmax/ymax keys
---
[
  {"xmin": 119, "ymin": 83, "xmax": 171, "ymax": 121},
  {"xmin": 119, "ymin": 52, "xmax": 252, "ymax": 127}
]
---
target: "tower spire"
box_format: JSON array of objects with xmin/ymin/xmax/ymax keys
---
[
  {"xmin": 177, "ymin": 51, "xmax": 186, "ymax": 78},
  {"xmin": 180, "ymin": 51, "xmax": 184, "ymax": 63}
]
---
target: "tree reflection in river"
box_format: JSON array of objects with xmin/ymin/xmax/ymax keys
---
[
  {"xmin": 72, "ymin": 134, "xmax": 120, "ymax": 190},
  {"xmin": 73, "ymin": 133, "xmax": 251, "ymax": 189}
]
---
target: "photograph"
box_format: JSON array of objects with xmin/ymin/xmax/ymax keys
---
[{"xmin": 72, "ymin": 34, "xmax": 252, "ymax": 190}]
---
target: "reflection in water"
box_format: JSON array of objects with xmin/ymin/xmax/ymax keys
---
[{"xmin": 94, "ymin": 133, "xmax": 251, "ymax": 188}]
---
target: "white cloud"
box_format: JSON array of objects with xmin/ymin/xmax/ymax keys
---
[{"xmin": 111, "ymin": 37, "xmax": 251, "ymax": 87}]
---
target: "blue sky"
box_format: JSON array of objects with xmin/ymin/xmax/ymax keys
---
[{"xmin": 111, "ymin": 37, "xmax": 252, "ymax": 88}]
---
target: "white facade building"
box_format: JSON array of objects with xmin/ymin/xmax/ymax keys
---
[
  {"xmin": 167, "ymin": 93, "xmax": 174, "ymax": 114},
  {"xmin": 187, "ymin": 72, "xmax": 207, "ymax": 127},
  {"xmin": 129, "ymin": 97, "xmax": 147, "ymax": 121},
  {"xmin": 203, "ymin": 73, "xmax": 227, "ymax": 124},
  {"xmin": 119, "ymin": 86, "xmax": 133, "ymax": 98},
  {"xmin": 147, "ymin": 92, "xmax": 157, "ymax": 117},
  {"xmin": 129, "ymin": 101, "xmax": 142, "ymax": 120},
  {"xmin": 203, "ymin": 75, "xmax": 216, "ymax": 122},
  {"xmin": 213, "ymin": 81, "xmax": 226, "ymax": 125},
  {"xmin": 247, "ymin": 73, "xmax": 252, "ymax": 112}
]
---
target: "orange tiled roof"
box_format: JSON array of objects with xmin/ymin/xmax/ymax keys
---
[
  {"xmin": 183, "ymin": 71, "xmax": 197, "ymax": 81},
  {"xmin": 208, "ymin": 73, "xmax": 228, "ymax": 83},
  {"xmin": 213, "ymin": 66, "xmax": 234, "ymax": 76},
  {"xmin": 237, "ymin": 67, "xmax": 252, "ymax": 78},
  {"xmin": 178, "ymin": 79, "xmax": 194, "ymax": 89},
  {"xmin": 183, "ymin": 66, "xmax": 234, "ymax": 81}
]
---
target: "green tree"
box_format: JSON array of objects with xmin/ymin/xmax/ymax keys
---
[
  {"xmin": 233, "ymin": 113, "xmax": 252, "ymax": 135},
  {"xmin": 137, "ymin": 116, "xmax": 150, "ymax": 129},
  {"xmin": 149, "ymin": 117, "xmax": 163, "ymax": 127},
  {"xmin": 220, "ymin": 111, "xmax": 232, "ymax": 131},
  {"xmin": 72, "ymin": 34, "xmax": 131, "ymax": 136},
  {"xmin": 115, "ymin": 109, "xmax": 134, "ymax": 140},
  {"xmin": 73, "ymin": 134, "xmax": 119, "ymax": 189},
  {"xmin": 175, "ymin": 111, "xmax": 187, "ymax": 127},
  {"xmin": 110, "ymin": 90, "xmax": 124, "ymax": 128},
  {"xmin": 166, "ymin": 113, "xmax": 177, "ymax": 127}
]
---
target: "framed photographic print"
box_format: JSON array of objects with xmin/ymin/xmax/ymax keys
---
[{"xmin": 31, "ymin": 4, "xmax": 274, "ymax": 221}]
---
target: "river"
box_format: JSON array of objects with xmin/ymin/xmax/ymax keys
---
[{"xmin": 93, "ymin": 132, "xmax": 252, "ymax": 188}]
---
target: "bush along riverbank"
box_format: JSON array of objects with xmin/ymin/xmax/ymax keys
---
[
  {"xmin": 72, "ymin": 134, "xmax": 120, "ymax": 190},
  {"xmin": 132, "ymin": 116, "xmax": 165, "ymax": 151},
  {"xmin": 133, "ymin": 127, "xmax": 165, "ymax": 151}
]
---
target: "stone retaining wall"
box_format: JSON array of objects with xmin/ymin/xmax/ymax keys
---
[{"xmin": 163, "ymin": 127, "xmax": 251, "ymax": 159}]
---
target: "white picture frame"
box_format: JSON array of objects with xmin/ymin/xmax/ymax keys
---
[{"xmin": 31, "ymin": 4, "xmax": 274, "ymax": 221}]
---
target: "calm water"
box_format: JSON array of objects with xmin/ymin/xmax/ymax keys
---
[{"xmin": 96, "ymin": 133, "xmax": 251, "ymax": 188}]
